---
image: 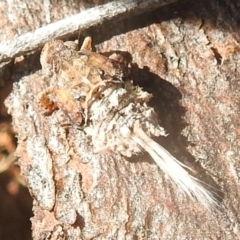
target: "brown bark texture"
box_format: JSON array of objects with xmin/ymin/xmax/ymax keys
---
[{"xmin": 2, "ymin": 0, "xmax": 240, "ymax": 239}]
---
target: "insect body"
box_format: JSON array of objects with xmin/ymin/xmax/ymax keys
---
[
  {"xmin": 39, "ymin": 37, "xmax": 125, "ymax": 124},
  {"xmin": 39, "ymin": 37, "xmax": 218, "ymax": 209}
]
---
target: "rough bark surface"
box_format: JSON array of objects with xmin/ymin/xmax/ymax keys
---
[
  {"xmin": 0, "ymin": 0, "xmax": 177, "ymax": 65},
  {"xmin": 2, "ymin": 0, "xmax": 240, "ymax": 239}
]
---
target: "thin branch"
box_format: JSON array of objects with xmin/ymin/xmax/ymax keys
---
[{"xmin": 0, "ymin": 0, "xmax": 177, "ymax": 64}]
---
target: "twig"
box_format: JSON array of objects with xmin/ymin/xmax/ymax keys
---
[{"xmin": 0, "ymin": 0, "xmax": 177, "ymax": 65}]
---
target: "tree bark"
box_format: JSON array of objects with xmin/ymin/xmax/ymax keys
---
[
  {"xmin": 3, "ymin": 0, "xmax": 240, "ymax": 239},
  {"xmin": 0, "ymin": 0, "xmax": 177, "ymax": 65}
]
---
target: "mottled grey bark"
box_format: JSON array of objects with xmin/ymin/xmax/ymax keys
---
[{"xmin": 2, "ymin": 0, "xmax": 240, "ymax": 239}]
